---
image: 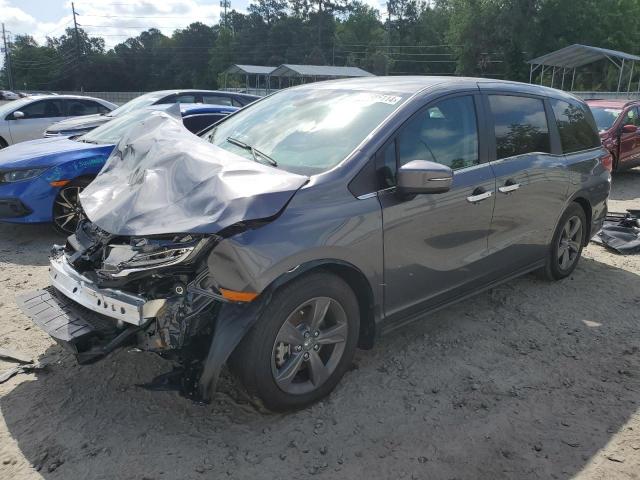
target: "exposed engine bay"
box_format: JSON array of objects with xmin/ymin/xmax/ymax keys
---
[
  {"xmin": 17, "ymin": 219, "xmax": 266, "ymax": 402},
  {"xmin": 15, "ymin": 110, "xmax": 307, "ymax": 403}
]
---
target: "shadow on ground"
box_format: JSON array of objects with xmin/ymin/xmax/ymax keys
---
[
  {"xmin": 609, "ymin": 167, "xmax": 640, "ymax": 203},
  {"xmin": 1, "ymin": 256, "xmax": 639, "ymax": 479},
  {"xmin": 0, "ymin": 223, "xmax": 62, "ymax": 267}
]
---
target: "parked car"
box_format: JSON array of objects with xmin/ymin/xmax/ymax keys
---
[
  {"xmin": 0, "ymin": 103, "xmax": 236, "ymax": 233},
  {"xmin": 0, "ymin": 90, "xmax": 20, "ymax": 101},
  {"xmin": 586, "ymin": 99, "xmax": 640, "ymax": 172},
  {"xmin": 16, "ymin": 77, "xmax": 610, "ymax": 412},
  {"xmin": 44, "ymin": 89, "xmax": 260, "ymax": 138},
  {"xmin": 0, "ymin": 95, "xmax": 117, "ymax": 149}
]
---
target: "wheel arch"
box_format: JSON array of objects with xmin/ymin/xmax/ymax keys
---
[
  {"xmin": 0, "ymin": 135, "xmax": 8, "ymax": 147},
  {"xmin": 570, "ymin": 196, "xmax": 593, "ymax": 244},
  {"xmin": 263, "ymin": 259, "xmax": 377, "ymax": 350}
]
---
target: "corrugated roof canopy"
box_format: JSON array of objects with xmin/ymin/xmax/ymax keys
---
[
  {"xmin": 528, "ymin": 44, "xmax": 640, "ymax": 68},
  {"xmin": 270, "ymin": 64, "xmax": 374, "ymax": 78},
  {"xmin": 224, "ymin": 64, "xmax": 276, "ymax": 75}
]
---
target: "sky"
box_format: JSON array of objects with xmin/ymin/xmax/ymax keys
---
[{"xmin": 0, "ymin": 0, "xmax": 386, "ymax": 49}]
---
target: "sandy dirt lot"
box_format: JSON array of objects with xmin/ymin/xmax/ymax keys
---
[{"xmin": 0, "ymin": 170, "xmax": 638, "ymax": 480}]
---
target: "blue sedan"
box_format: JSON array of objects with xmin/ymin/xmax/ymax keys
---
[{"xmin": 0, "ymin": 103, "xmax": 237, "ymax": 233}]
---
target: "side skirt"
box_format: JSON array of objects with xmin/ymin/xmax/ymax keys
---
[{"xmin": 380, "ymin": 259, "xmax": 546, "ymax": 336}]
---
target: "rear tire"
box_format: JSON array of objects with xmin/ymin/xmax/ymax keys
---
[
  {"xmin": 52, "ymin": 178, "xmax": 93, "ymax": 235},
  {"xmin": 539, "ymin": 203, "xmax": 587, "ymax": 281},
  {"xmin": 229, "ymin": 272, "xmax": 359, "ymax": 412},
  {"xmin": 0, "ymin": 137, "xmax": 7, "ymax": 149}
]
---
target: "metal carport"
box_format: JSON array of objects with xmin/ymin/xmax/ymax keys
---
[
  {"xmin": 222, "ymin": 64, "xmax": 276, "ymax": 93},
  {"xmin": 269, "ymin": 64, "xmax": 374, "ymax": 88},
  {"xmin": 528, "ymin": 44, "xmax": 640, "ymax": 93}
]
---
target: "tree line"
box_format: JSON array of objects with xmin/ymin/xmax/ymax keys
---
[{"xmin": 2, "ymin": 0, "xmax": 640, "ymax": 92}]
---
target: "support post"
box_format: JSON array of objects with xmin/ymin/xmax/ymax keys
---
[
  {"xmin": 561, "ymin": 68, "xmax": 566, "ymax": 90},
  {"xmin": 551, "ymin": 66, "xmax": 556, "ymax": 88},
  {"xmin": 627, "ymin": 61, "xmax": 635, "ymax": 95},
  {"xmin": 571, "ymin": 68, "xmax": 576, "ymax": 91},
  {"xmin": 540, "ymin": 65, "xmax": 546, "ymax": 85},
  {"xmin": 617, "ymin": 58, "xmax": 625, "ymax": 92},
  {"xmin": 529, "ymin": 64, "xmax": 534, "ymax": 83}
]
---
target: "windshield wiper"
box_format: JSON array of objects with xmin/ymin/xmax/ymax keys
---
[{"xmin": 226, "ymin": 136, "xmax": 277, "ymax": 167}]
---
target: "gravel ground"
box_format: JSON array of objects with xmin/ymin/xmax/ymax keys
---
[{"xmin": 0, "ymin": 169, "xmax": 638, "ymax": 480}]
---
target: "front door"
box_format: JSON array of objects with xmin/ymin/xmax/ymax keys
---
[
  {"xmin": 7, "ymin": 98, "xmax": 67, "ymax": 143},
  {"xmin": 618, "ymin": 106, "xmax": 640, "ymax": 168},
  {"xmin": 379, "ymin": 94, "xmax": 496, "ymax": 324}
]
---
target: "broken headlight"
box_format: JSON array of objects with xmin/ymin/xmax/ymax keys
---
[{"xmin": 98, "ymin": 236, "xmax": 212, "ymax": 278}]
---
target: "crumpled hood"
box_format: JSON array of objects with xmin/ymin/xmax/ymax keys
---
[
  {"xmin": 46, "ymin": 114, "xmax": 112, "ymax": 133},
  {"xmin": 0, "ymin": 137, "xmax": 111, "ymax": 169},
  {"xmin": 80, "ymin": 111, "xmax": 309, "ymax": 236}
]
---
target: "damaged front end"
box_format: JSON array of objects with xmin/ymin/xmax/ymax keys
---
[
  {"xmin": 16, "ymin": 110, "xmax": 308, "ymax": 402},
  {"xmin": 17, "ymin": 220, "xmax": 260, "ymax": 401}
]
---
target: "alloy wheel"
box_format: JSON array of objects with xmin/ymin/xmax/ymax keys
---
[
  {"xmin": 271, "ymin": 296, "xmax": 348, "ymax": 395},
  {"xmin": 53, "ymin": 185, "xmax": 85, "ymax": 234},
  {"xmin": 557, "ymin": 215, "xmax": 582, "ymax": 271}
]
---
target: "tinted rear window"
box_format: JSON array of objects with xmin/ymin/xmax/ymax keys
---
[
  {"xmin": 489, "ymin": 95, "xmax": 551, "ymax": 160},
  {"xmin": 551, "ymin": 99, "xmax": 601, "ymax": 153},
  {"xmin": 183, "ymin": 114, "xmax": 225, "ymax": 133}
]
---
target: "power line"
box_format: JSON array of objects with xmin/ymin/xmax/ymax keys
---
[
  {"xmin": 41, "ymin": 20, "xmax": 73, "ymax": 38},
  {"xmin": 80, "ymin": 24, "xmax": 199, "ymax": 29},
  {"xmin": 78, "ymin": 13, "xmax": 212, "ymax": 19}
]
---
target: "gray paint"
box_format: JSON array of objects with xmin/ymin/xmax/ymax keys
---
[{"xmin": 205, "ymin": 77, "xmax": 610, "ymax": 339}]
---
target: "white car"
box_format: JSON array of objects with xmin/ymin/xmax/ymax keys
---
[
  {"xmin": 0, "ymin": 95, "xmax": 117, "ymax": 148},
  {"xmin": 0, "ymin": 90, "xmax": 20, "ymax": 101}
]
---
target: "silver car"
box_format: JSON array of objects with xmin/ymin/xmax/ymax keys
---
[{"xmin": 0, "ymin": 95, "xmax": 116, "ymax": 148}]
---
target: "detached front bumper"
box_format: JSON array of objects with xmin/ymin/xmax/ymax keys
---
[
  {"xmin": 47, "ymin": 254, "xmax": 166, "ymax": 326},
  {"xmin": 16, "ymin": 255, "xmax": 167, "ymax": 357}
]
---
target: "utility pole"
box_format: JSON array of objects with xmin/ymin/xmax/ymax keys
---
[
  {"xmin": 71, "ymin": 2, "xmax": 83, "ymax": 91},
  {"xmin": 220, "ymin": 0, "xmax": 231, "ymax": 29},
  {"xmin": 1, "ymin": 24, "xmax": 13, "ymax": 90}
]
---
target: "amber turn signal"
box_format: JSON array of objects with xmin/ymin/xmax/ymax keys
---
[
  {"xmin": 219, "ymin": 288, "xmax": 259, "ymax": 302},
  {"xmin": 50, "ymin": 180, "xmax": 71, "ymax": 187}
]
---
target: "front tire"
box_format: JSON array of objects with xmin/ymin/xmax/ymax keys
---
[
  {"xmin": 52, "ymin": 178, "xmax": 93, "ymax": 235},
  {"xmin": 229, "ymin": 272, "xmax": 360, "ymax": 412},
  {"xmin": 539, "ymin": 203, "xmax": 587, "ymax": 281}
]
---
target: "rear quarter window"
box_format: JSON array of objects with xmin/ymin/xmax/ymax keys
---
[{"xmin": 551, "ymin": 99, "xmax": 601, "ymax": 153}]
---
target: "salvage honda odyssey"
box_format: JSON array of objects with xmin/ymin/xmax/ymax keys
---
[{"xmin": 17, "ymin": 77, "xmax": 611, "ymax": 411}]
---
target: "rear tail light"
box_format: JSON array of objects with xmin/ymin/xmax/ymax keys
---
[{"xmin": 600, "ymin": 152, "xmax": 613, "ymax": 172}]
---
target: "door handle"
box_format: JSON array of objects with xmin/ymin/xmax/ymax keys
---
[
  {"xmin": 498, "ymin": 183, "xmax": 521, "ymax": 193},
  {"xmin": 466, "ymin": 190, "xmax": 492, "ymax": 203}
]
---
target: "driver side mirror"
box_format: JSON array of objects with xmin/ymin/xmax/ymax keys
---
[
  {"xmin": 12, "ymin": 111, "xmax": 25, "ymax": 119},
  {"xmin": 621, "ymin": 124, "xmax": 638, "ymax": 134},
  {"xmin": 397, "ymin": 160, "xmax": 453, "ymax": 196}
]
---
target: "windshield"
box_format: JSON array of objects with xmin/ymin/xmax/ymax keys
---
[
  {"xmin": 80, "ymin": 109, "xmax": 159, "ymax": 144},
  {"xmin": 590, "ymin": 106, "xmax": 622, "ymax": 132},
  {"xmin": 205, "ymin": 88, "xmax": 409, "ymax": 175},
  {"xmin": 108, "ymin": 92, "xmax": 166, "ymax": 117}
]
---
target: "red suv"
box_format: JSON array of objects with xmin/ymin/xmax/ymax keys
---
[{"xmin": 586, "ymin": 99, "xmax": 640, "ymax": 172}]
